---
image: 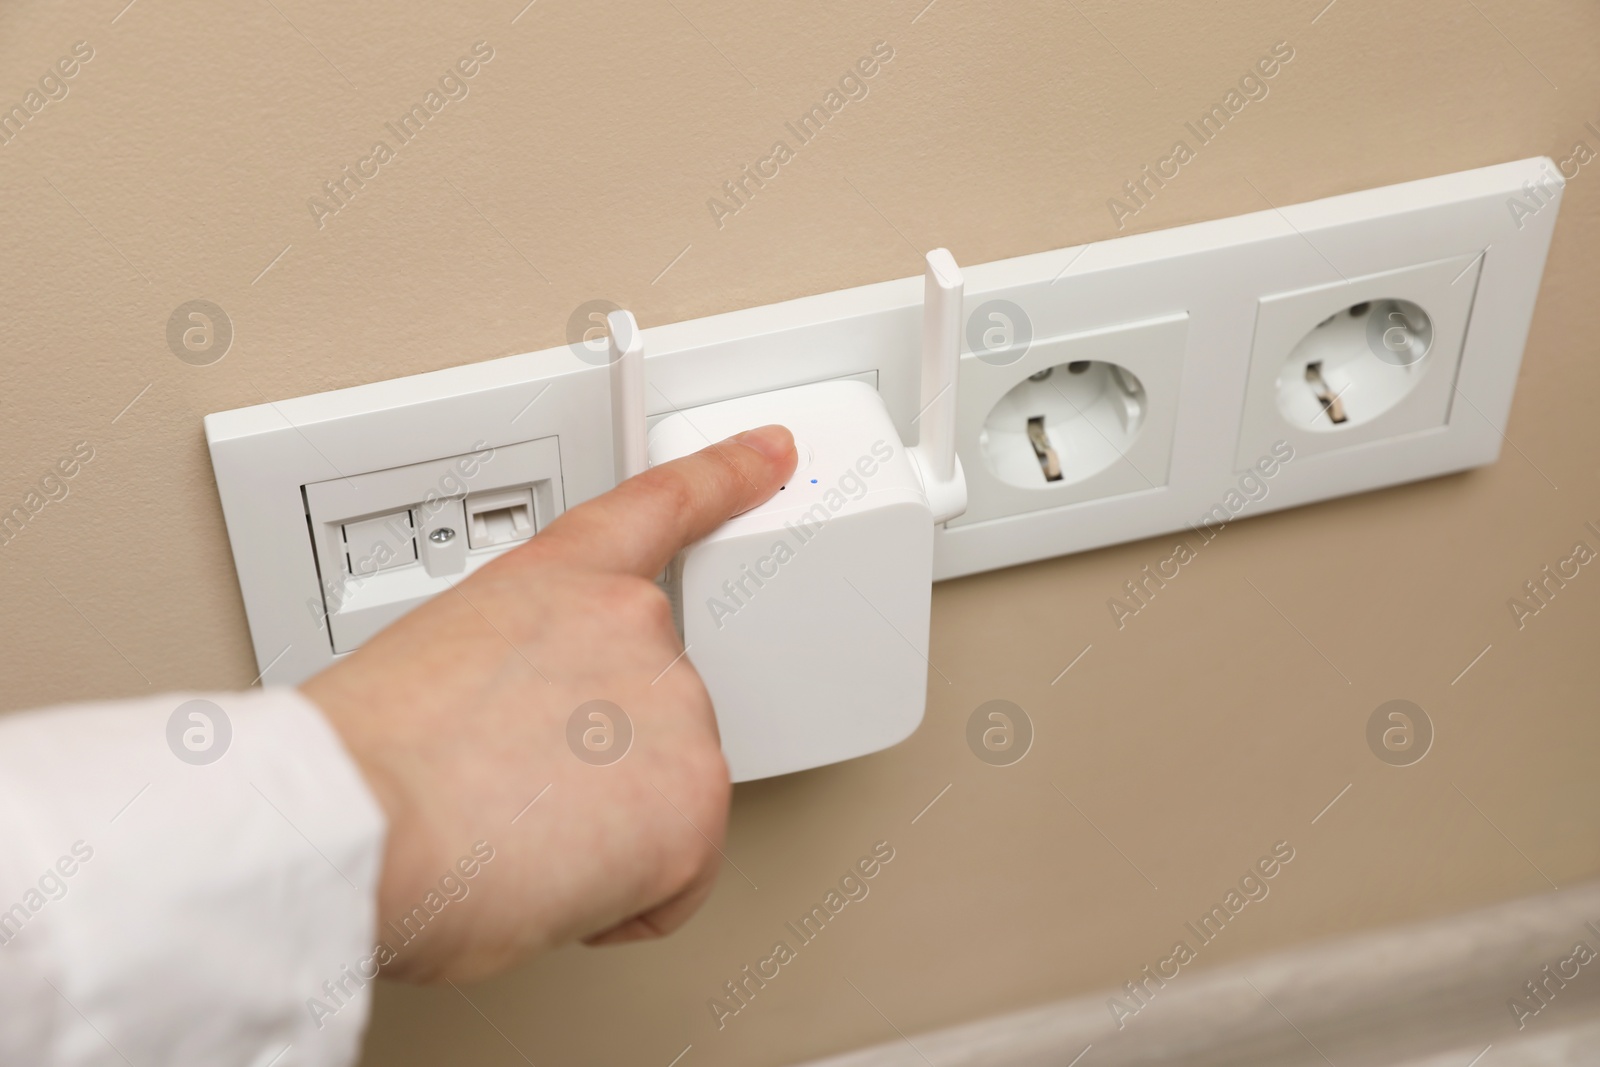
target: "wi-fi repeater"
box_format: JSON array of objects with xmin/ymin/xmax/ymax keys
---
[{"xmin": 605, "ymin": 251, "xmax": 968, "ymax": 782}]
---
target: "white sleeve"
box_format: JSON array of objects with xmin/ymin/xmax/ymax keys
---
[{"xmin": 0, "ymin": 688, "xmax": 387, "ymax": 1067}]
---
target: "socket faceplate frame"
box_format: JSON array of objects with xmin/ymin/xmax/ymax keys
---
[{"xmin": 206, "ymin": 157, "xmax": 1562, "ymax": 685}]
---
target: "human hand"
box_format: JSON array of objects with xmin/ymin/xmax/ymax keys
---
[{"xmin": 301, "ymin": 424, "xmax": 796, "ymax": 982}]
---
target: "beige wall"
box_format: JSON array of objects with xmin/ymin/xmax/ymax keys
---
[{"xmin": 3, "ymin": 0, "xmax": 1598, "ymax": 1063}]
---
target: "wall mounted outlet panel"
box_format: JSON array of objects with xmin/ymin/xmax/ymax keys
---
[{"xmin": 205, "ymin": 157, "xmax": 1561, "ymax": 686}]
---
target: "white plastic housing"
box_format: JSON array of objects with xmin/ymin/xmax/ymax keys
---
[{"xmin": 648, "ymin": 380, "xmax": 933, "ymax": 782}]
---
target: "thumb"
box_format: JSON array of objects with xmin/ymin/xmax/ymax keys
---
[{"xmin": 529, "ymin": 424, "xmax": 797, "ymax": 577}]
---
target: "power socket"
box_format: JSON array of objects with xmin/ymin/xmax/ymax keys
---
[
  {"xmin": 953, "ymin": 311, "xmax": 1188, "ymax": 527},
  {"xmin": 1235, "ymin": 252, "xmax": 1483, "ymax": 467}
]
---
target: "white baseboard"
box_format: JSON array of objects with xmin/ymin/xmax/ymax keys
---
[{"xmin": 790, "ymin": 885, "xmax": 1600, "ymax": 1067}]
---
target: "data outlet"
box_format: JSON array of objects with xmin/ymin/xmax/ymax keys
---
[
  {"xmin": 465, "ymin": 487, "xmax": 537, "ymax": 549},
  {"xmin": 340, "ymin": 512, "xmax": 416, "ymax": 574},
  {"xmin": 303, "ymin": 436, "xmax": 564, "ymax": 653}
]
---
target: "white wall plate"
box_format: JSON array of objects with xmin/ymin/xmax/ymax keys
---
[
  {"xmin": 206, "ymin": 157, "xmax": 1562, "ymax": 686},
  {"xmin": 206, "ymin": 364, "xmax": 612, "ymax": 684}
]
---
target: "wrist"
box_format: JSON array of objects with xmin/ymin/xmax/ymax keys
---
[{"xmin": 299, "ymin": 677, "xmax": 437, "ymax": 958}]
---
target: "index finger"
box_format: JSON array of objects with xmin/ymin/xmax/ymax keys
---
[{"xmin": 529, "ymin": 424, "xmax": 796, "ymax": 577}]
